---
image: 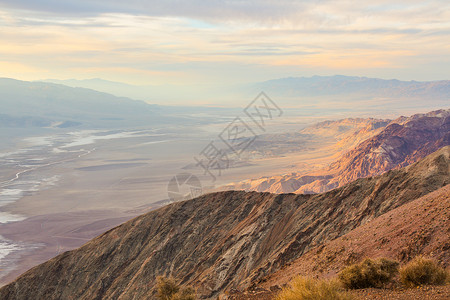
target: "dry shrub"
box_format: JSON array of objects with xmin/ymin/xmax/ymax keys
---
[
  {"xmin": 399, "ymin": 256, "xmax": 449, "ymax": 287},
  {"xmin": 171, "ymin": 287, "xmax": 196, "ymax": 300},
  {"xmin": 275, "ymin": 276, "xmax": 353, "ymax": 300},
  {"xmin": 338, "ymin": 257, "xmax": 399, "ymax": 289},
  {"xmin": 156, "ymin": 276, "xmax": 196, "ymax": 300}
]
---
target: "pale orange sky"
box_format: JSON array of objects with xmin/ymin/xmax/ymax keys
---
[{"xmin": 0, "ymin": 0, "xmax": 449, "ymax": 87}]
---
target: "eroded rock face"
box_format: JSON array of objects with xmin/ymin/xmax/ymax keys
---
[
  {"xmin": 230, "ymin": 109, "xmax": 450, "ymax": 194},
  {"xmin": 1, "ymin": 147, "xmax": 449, "ymax": 300},
  {"xmin": 329, "ymin": 109, "xmax": 450, "ymax": 181},
  {"xmin": 261, "ymin": 184, "xmax": 450, "ymax": 290}
]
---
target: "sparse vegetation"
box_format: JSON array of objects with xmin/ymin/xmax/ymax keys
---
[
  {"xmin": 338, "ymin": 257, "xmax": 399, "ymax": 289},
  {"xmin": 275, "ymin": 276, "xmax": 353, "ymax": 300},
  {"xmin": 399, "ymin": 256, "xmax": 448, "ymax": 287},
  {"xmin": 156, "ymin": 276, "xmax": 196, "ymax": 300}
]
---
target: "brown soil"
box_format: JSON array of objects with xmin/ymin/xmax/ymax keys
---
[
  {"xmin": 351, "ymin": 285, "xmax": 450, "ymax": 300},
  {"xmin": 261, "ymin": 185, "xmax": 450, "ymax": 289},
  {"xmin": 227, "ymin": 285, "xmax": 450, "ymax": 300}
]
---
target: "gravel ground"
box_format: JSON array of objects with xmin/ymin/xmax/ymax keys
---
[
  {"xmin": 351, "ymin": 285, "xmax": 450, "ymax": 300},
  {"xmin": 228, "ymin": 285, "xmax": 450, "ymax": 299}
]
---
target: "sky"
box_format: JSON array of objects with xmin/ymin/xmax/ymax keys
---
[{"xmin": 0, "ymin": 0, "xmax": 449, "ymax": 88}]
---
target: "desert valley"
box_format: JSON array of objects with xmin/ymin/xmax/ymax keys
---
[
  {"xmin": 0, "ymin": 78, "xmax": 448, "ymax": 299},
  {"xmin": 0, "ymin": 1, "xmax": 449, "ymax": 299}
]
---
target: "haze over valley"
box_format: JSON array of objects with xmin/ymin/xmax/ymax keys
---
[
  {"xmin": 0, "ymin": 1, "xmax": 449, "ymax": 299},
  {"xmin": 0, "ymin": 76, "xmax": 448, "ymax": 288}
]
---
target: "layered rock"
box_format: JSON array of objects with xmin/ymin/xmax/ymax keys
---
[
  {"xmin": 228, "ymin": 109, "xmax": 450, "ymax": 194},
  {"xmin": 261, "ymin": 184, "xmax": 450, "ymax": 290}
]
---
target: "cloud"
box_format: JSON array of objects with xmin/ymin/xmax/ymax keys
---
[
  {"xmin": 0, "ymin": 0, "xmax": 448, "ymax": 85},
  {"xmin": 0, "ymin": 0, "xmax": 309, "ymax": 21},
  {"xmin": 1, "ymin": 0, "xmax": 447, "ymax": 29}
]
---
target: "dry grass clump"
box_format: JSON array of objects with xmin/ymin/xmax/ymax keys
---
[
  {"xmin": 275, "ymin": 276, "xmax": 354, "ymax": 300},
  {"xmin": 156, "ymin": 276, "xmax": 196, "ymax": 300},
  {"xmin": 399, "ymin": 256, "xmax": 449, "ymax": 287},
  {"xmin": 338, "ymin": 257, "xmax": 399, "ymax": 289}
]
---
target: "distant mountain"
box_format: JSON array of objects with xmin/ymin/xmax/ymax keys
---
[
  {"xmin": 41, "ymin": 78, "xmax": 153, "ymax": 102},
  {"xmin": 0, "ymin": 78, "xmax": 244, "ymax": 130},
  {"xmin": 41, "ymin": 78, "xmax": 228, "ymax": 106},
  {"xmin": 255, "ymin": 75, "xmax": 450, "ymax": 99},
  {"xmin": 227, "ymin": 109, "xmax": 450, "ymax": 194},
  {"xmin": 0, "ymin": 78, "xmax": 194, "ymax": 128},
  {"xmin": 45, "ymin": 75, "xmax": 450, "ymax": 100},
  {"xmin": 1, "ymin": 147, "xmax": 448, "ymax": 299},
  {"xmin": 43, "ymin": 76, "xmax": 450, "ymax": 112},
  {"xmin": 322, "ymin": 109, "xmax": 450, "ymax": 190}
]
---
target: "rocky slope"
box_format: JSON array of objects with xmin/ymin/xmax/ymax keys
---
[
  {"xmin": 230, "ymin": 183, "xmax": 450, "ymax": 299},
  {"xmin": 260, "ymin": 184, "xmax": 450, "ymax": 290},
  {"xmin": 226, "ymin": 109, "xmax": 450, "ymax": 194},
  {"xmin": 223, "ymin": 117, "xmax": 391, "ymax": 193},
  {"xmin": 230, "ymin": 117, "xmax": 389, "ymax": 163},
  {"xmin": 0, "ymin": 146, "xmax": 448, "ymax": 300},
  {"xmin": 323, "ymin": 109, "xmax": 450, "ymax": 190},
  {"xmin": 290, "ymin": 117, "xmax": 390, "ymax": 156}
]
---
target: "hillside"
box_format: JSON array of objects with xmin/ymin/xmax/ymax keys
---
[
  {"xmin": 325, "ymin": 109, "xmax": 450, "ymax": 187},
  {"xmin": 226, "ymin": 109, "xmax": 450, "ymax": 194},
  {"xmin": 0, "ymin": 146, "xmax": 448, "ymax": 299},
  {"xmin": 261, "ymin": 184, "xmax": 450, "ymax": 290},
  {"xmin": 248, "ymin": 117, "xmax": 390, "ymax": 160}
]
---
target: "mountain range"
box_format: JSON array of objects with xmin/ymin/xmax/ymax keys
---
[
  {"xmin": 0, "ymin": 78, "xmax": 162, "ymax": 129},
  {"xmin": 0, "ymin": 78, "xmax": 238, "ymax": 130},
  {"xmin": 43, "ymin": 76, "xmax": 450, "ymax": 111},
  {"xmin": 0, "ymin": 78, "xmax": 449, "ymax": 299},
  {"xmin": 226, "ymin": 109, "xmax": 450, "ymax": 194},
  {"xmin": 254, "ymin": 75, "xmax": 450, "ymax": 99},
  {"xmin": 1, "ymin": 145, "xmax": 448, "ymax": 299}
]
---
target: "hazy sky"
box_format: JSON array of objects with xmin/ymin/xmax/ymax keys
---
[{"xmin": 1, "ymin": 0, "xmax": 449, "ymax": 86}]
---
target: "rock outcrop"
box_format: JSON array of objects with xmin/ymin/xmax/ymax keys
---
[
  {"xmin": 228, "ymin": 109, "xmax": 450, "ymax": 194},
  {"xmin": 261, "ymin": 184, "xmax": 450, "ymax": 290}
]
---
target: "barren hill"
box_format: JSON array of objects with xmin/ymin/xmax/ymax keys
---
[
  {"xmin": 1, "ymin": 146, "xmax": 448, "ymax": 299},
  {"xmin": 226, "ymin": 109, "xmax": 450, "ymax": 194},
  {"xmin": 261, "ymin": 184, "xmax": 450, "ymax": 290}
]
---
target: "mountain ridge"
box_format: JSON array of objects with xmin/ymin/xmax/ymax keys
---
[
  {"xmin": 255, "ymin": 75, "xmax": 450, "ymax": 98},
  {"xmin": 225, "ymin": 109, "xmax": 450, "ymax": 194},
  {"xmin": 1, "ymin": 146, "xmax": 448, "ymax": 299},
  {"xmin": 260, "ymin": 184, "xmax": 450, "ymax": 290}
]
